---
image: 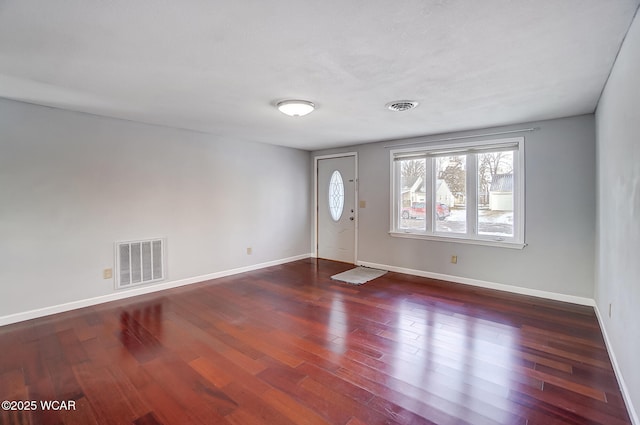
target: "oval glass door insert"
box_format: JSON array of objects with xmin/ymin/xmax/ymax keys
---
[{"xmin": 328, "ymin": 170, "xmax": 345, "ymax": 221}]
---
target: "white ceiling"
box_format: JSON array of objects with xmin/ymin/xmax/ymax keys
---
[{"xmin": 0, "ymin": 1, "xmax": 638, "ymax": 151}]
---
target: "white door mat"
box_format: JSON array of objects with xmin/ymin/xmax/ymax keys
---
[{"xmin": 330, "ymin": 267, "xmax": 387, "ymax": 285}]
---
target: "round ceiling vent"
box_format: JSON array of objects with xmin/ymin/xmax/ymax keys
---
[{"xmin": 386, "ymin": 100, "xmax": 419, "ymax": 112}]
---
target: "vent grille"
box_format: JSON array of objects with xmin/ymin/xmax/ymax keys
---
[
  {"xmin": 386, "ymin": 100, "xmax": 419, "ymax": 112},
  {"xmin": 116, "ymin": 238, "xmax": 164, "ymax": 289}
]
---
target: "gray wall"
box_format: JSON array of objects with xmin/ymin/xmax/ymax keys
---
[
  {"xmin": 595, "ymin": 11, "xmax": 640, "ymax": 423},
  {"xmin": 0, "ymin": 99, "xmax": 311, "ymax": 319},
  {"xmin": 314, "ymin": 114, "xmax": 596, "ymax": 299}
]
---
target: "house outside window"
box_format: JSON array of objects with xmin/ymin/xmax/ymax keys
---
[{"xmin": 390, "ymin": 137, "xmax": 525, "ymax": 248}]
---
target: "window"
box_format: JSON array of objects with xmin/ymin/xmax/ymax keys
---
[
  {"xmin": 328, "ymin": 170, "xmax": 345, "ymax": 221},
  {"xmin": 390, "ymin": 137, "xmax": 525, "ymax": 248}
]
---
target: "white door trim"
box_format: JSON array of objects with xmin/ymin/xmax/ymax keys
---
[{"xmin": 314, "ymin": 152, "xmax": 358, "ymax": 263}]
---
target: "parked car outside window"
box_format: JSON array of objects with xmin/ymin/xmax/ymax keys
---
[{"xmin": 402, "ymin": 202, "xmax": 450, "ymax": 220}]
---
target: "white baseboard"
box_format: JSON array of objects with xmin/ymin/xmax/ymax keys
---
[
  {"xmin": 0, "ymin": 253, "xmax": 312, "ymax": 327},
  {"xmin": 357, "ymin": 260, "xmax": 595, "ymax": 306},
  {"xmin": 594, "ymin": 304, "xmax": 639, "ymax": 425}
]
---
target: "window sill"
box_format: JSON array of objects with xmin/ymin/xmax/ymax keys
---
[{"xmin": 389, "ymin": 231, "xmax": 526, "ymax": 250}]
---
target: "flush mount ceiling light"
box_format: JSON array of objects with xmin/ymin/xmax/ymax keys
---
[
  {"xmin": 386, "ymin": 100, "xmax": 419, "ymax": 112},
  {"xmin": 277, "ymin": 99, "xmax": 315, "ymax": 117}
]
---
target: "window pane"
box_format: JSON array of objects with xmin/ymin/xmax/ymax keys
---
[
  {"xmin": 399, "ymin": 158, "xmax": 426, "ymax": 231},
  {"xmin": 478, "ymin": 151, "xmax": 514, "ymax": 237},
  {"xmin": 435, "ymin": 156, "xmax": 466, "ymax": 233}
]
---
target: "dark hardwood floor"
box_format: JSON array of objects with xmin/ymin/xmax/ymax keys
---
[{"xmin": 0, "ymin": 258, "xmax": 631, "ymax": 425}]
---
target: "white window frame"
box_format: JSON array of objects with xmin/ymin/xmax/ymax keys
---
[{"xmin": 389, "ymin": 137, "xmax": 525, "ymax": 249}]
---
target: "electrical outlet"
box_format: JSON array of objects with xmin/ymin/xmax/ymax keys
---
[
  {"xmin": 246, "ymin": 247, "xmax": 252, "ymax": 255},
  {"xmin": 451, "ymin": 255, "xmax": 457, "ymax": 264},
  {"xmin": 609, "ymin": 303, "xmax": 612, "ymax": 318},
  {"xmin": 103, "ymin": 268, "xmax": 113, "ymax": 279},
  {"xmin": 359, "ymin": 200, "xmax": 366, "ymax": 208}
]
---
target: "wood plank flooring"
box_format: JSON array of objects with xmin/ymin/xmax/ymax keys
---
[{"xmin": 0, "ymin": 259, "xmax": 631, "ymax": 425}]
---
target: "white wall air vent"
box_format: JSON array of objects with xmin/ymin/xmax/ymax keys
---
[{"xmin": 116, "ymin": 238, "xmax": 165, "ymax": 289}]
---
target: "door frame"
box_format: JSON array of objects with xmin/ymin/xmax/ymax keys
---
[{"xmin": 313, "ymin": 152, "xmax": 359, "ymax": 263}]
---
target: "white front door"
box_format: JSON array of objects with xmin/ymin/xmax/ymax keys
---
[{"xmin": 317, "ymin": 155, "xmax": 356, "ymax": 263}]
